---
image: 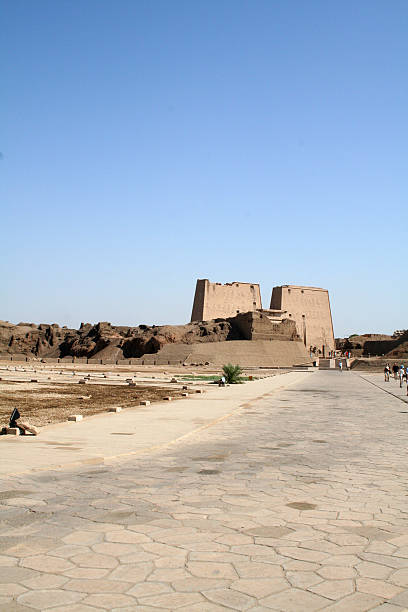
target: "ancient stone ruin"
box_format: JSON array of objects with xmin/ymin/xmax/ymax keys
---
[
  {"xmin": 337, "ymin": 330, "xmax": 408, "ymax": 358},
  {"xmin": 191, "ymin": 280, "xmax": 262, "ymax": 320},
  {"xmin": 270, "ymin": 285, "xmax": 335, "ymax": 356},
  {"xmin": 0, "ymin": 279, "xmax": 337, "ymax": 367},
  {"xmin": 191, "ymin": 279, "xmax": 335, "ymax": 357}
]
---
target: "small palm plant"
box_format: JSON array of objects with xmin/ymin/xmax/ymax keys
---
[{"xmin": 222, "ymin": 363, "xmax": 243, "ymax": 384}]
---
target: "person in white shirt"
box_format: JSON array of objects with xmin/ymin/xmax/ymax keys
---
[{"xmin": 399, "ymin": 365, "xmax": 405, "ymax": 388}]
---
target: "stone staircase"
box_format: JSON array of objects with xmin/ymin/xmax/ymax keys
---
[{"xmin": 319, "ymin": 358, "xmax": 351, "ymax": 370}]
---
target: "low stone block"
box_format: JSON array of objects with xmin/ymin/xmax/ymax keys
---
[
  {"xmin": 195, "ymin": 389, "xmax": 204, "ymax": 394},
  {"xmin": 128, "ymin": 382, "xmax": 136, "ymax": 387},
  {"xmin": 68, "ymin": 415, "xmax": 83, "ymax": 422},
  {"xmin": 78, "ymin": 380, "xmax": 86, "ymax": 384},
  {"xmin": 109, "ymin": 407, "xmax": 122, "ymax": 413},
  {"xmin": 171, "ymin": 378, "xmax": 178, "ymax": 383},
  {"xmin": 140, "ymin": 400, "xmax": 150, "ymax": 406},
  {"xmin": 164, "ymin": 396, "xmax": 172, "ymax": 401},
  {"xmin": 6, "ymin": 427, "xmax": 20, "ymax": 435}
]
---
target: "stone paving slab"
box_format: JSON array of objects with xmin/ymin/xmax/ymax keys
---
[
  {"xmin": 358, "ymin": 373, "xmax": 408, "ymax": 405},
  {"xmin": 0, "ymin": 372, "xmax": 307, "ymax": 476},
  {"xmin": 1, "ymin": 372, "xmax": 408, "ymax": 610}
]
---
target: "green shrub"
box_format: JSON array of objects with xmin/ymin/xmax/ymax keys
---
[{"xmin": 222, "ymin": 363, "xmax": 244, "ymax": 384}]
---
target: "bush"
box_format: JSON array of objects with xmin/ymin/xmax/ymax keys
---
[{"xmin": 222, "ymin": 363, "xmax": 244, "ymax": 384}]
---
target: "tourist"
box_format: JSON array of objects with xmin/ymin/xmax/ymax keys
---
[
  {"xmin": 339, "ymin": 360, "xmax": 343, "ymax": 372},
  {"xmin": 218, "ymin": 376, "xmax": 226, "ymax": 387},
  {"xmin": 399, "ymin": 365, "xmax": 405, "ymax": 388},
  {"xmin": 384, "ymin": 363, "xmax": 391, "ymax": 382},
  {"xmin": 393, "ymin": 363, "xmax": 399, "ymax": 379}
]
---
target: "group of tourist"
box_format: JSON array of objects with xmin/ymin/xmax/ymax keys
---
[
  {"xmin": 384, "ymin": 362, "xmax": 408, "ymax": 394},
  {"xmin": 327, "ymin": 350, "xmax": 352, "ymax": 359}
]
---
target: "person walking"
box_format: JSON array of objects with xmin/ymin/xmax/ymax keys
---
[
  {"xmin": 339, "ymin": 360, "xmax": 343, "ymax": 372},
  {"xmin": 399, "ymin": 365, "xmax": 405, "ymax": 388},
  {"xmin": 384, "ymin": 363, "xmax": 391, "ymax": 382},
  {"xmin": 393, "ymin": 363, "xmax": 399, "ymax": 380}
]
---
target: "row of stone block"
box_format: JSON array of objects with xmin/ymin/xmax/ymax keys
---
[
  {"xmin": 67, "ymin": 392, "xmax": 202, "ymax": 422},
  {"xmin": 3, "ymin": 390, "xmax": 203, "ymax": 433}
]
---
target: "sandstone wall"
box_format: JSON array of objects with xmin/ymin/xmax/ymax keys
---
[
  {"xmin": 233, "ymin": 311, "xmax": 299, "ymax": 342},
  {"xmin": 180, "ymin": 339, "xmax": 310, "ymax": 367},
  {"xmin": 270, "ymin": 285, "xmax": 335, "ymax": 356},
  {"xmin": 191, "ymin": 279, "xmax": 262, "ymax": 322}
]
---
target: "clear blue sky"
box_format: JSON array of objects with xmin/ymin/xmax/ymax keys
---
[{"xmin": 1, "ymin": 0, "xmax": 407, "ymax": 336}]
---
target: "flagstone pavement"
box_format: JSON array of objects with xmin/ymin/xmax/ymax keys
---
[{"xmin": 1, "ymin": 371, "xmax": 408, "ymax": 611}]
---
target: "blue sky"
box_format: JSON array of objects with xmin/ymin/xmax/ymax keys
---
[{"xmin": 1, "ymin": 0, "xmax": 407, "ymax": 336}]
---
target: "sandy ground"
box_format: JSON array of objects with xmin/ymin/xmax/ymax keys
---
[
  {"xmin": 0, "ymin": 382, "xmax": 184, "ymax": 428},
  {"xmin": 0, "ymin": 359, "xmax": 288, "ymax": 430}
]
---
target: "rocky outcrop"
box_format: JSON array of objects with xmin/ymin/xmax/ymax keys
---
[
  {"xmin": 0, "ymin": 318, "xmax": 240, "ymax": 360},
  {"xmin": 0, "ymin": 313, "xmax": 302, "ymax": 361},
  {"xmin": 0, "ymin": 321, "xmax": 71, "ymax": 358},
  {"xmin": 336, "ymin": 331, "xmax": 408, "ymax": 357}
]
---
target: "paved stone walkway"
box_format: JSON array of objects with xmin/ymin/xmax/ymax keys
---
[
  {"xmin": 0, "ymin": 372, "xmax": 305, "ymax": 476},
  {"xmin": 1, "ymin": 371, "xmax": 408, "ymax": 611},
  {"xmin": 358, "ymin": 373, "xmax": 408, "ymax": 406}
]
